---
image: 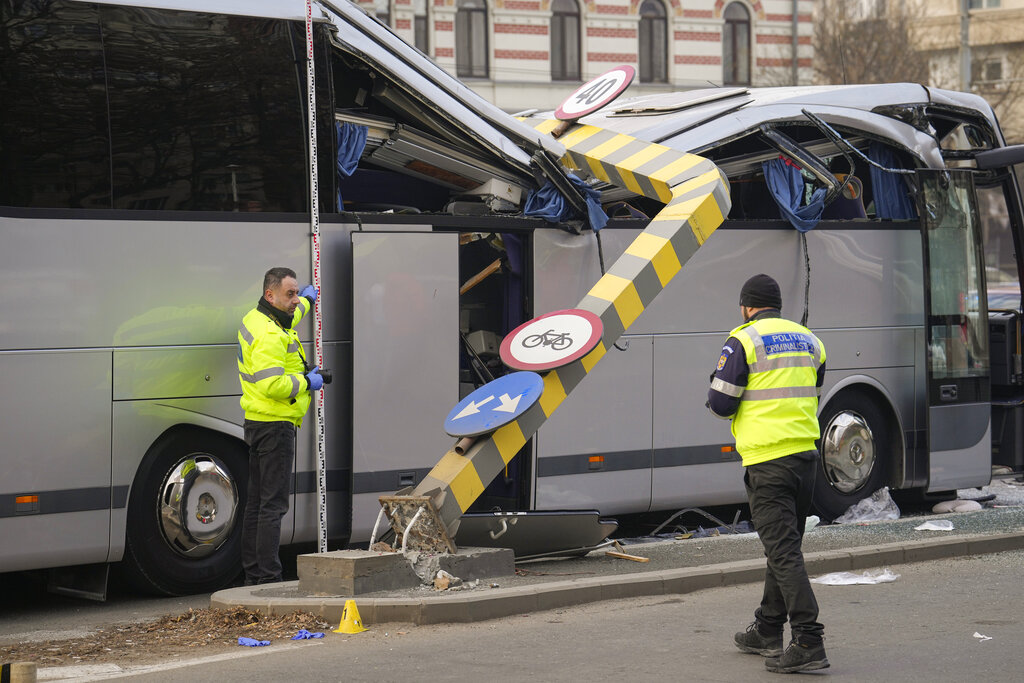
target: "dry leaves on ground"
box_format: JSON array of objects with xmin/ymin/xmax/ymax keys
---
[{"xmin": 0, "ymin": 606, "xmax": 331, "ymax": 668}]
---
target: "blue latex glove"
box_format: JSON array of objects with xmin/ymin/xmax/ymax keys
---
[
  {"xmin": 300, "ymin": 284, "xmax": 318, "ymax": 302},
  {"xmin": 238, "ymin": 637, "xmax": 270, "ymax": 647},
  {"xmin": 307, "ymin": 366, "xmax": 324, "ymax": 391},
  {"xmin": 291, "ymin": 629, "xmax": 325, "ymax": 640}
]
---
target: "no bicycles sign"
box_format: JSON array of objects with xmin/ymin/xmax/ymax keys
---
[{"xmin": 500, "ymin": 309, "xmax": 604, "ymax": 372}]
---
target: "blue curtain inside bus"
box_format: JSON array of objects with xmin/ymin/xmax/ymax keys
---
[
  {"xmin": 762, "ymin": 157, "xmax": 826, "ymax": 232},
  {"xmin": 868, "ymin": 142, "xmax": 918, "ymax": 220},
  {"xmin": 500, "ymin": 233, "xmax": 525, "ymax": 336},
  {"xmin": 336, "ymin": 122, "xmax": 369, "ymax": 210},
  {"xmin": 524, "ymin": 172, "xmax": 609, "ymax": 233}
]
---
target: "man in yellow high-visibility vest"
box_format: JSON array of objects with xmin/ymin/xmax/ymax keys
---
[
  {"xmin": 237, "ymin": 267, "xmax": 322, "ymax": 585},
  {"xmin": 708, "ymin": 274, "xmax": 829, "ymax": 674}
]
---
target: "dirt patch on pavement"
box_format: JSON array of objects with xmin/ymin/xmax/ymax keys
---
[{"xmin": 0, "ymin": 607, "xmax": 332, "ymax": 668}]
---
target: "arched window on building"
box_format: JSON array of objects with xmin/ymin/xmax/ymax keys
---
[
  {"xmin": 373, "ymin": 0, "xmax": 391, "ymax": 26},
  {"xmin": 413, "ymin": 0, "xmax": 429, "ymax": 54},
  {"xmin": 723, "ymin": 2, "xmax": 751, "ymax": 86},
  {"xmin": 456, "ymin": 0, "xmax": 488, "ymax": 78},
  {"xmin": 638, "ymin": 0, "xmax": 667, "ymax": 83},
  {"xmin": 551, "ymin": 0, "xmax": 581, "ymax": 81}
]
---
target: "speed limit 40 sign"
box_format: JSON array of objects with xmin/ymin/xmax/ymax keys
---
[{"xmin": 555, "ymin": 65, "xmax": 636, "ymax": 121}]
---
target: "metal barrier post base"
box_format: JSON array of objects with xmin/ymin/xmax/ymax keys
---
[{"xmin": 378, "ymin": 495, "xmax": 457, "ymax": 554}]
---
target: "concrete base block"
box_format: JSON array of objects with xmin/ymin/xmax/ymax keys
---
[
  {"xmin": 299, "ymin": 550, "xmax": 420, "ymax": 595},
  {"xmin": 298, "ymin": 547, "xmax": 515, "ymax": 596},
  {"xmin": 436, "ymin": 546, "xmax": 515, "ymax": 581}
]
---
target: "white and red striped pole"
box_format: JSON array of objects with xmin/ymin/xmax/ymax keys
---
[{"xmin": 305, "ymin": 0, "xmax": 328, "ymax": 554}]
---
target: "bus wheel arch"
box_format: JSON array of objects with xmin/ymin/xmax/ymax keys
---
[
  {"xmin": 120, "ymin": 425, "xmax": 248, "ymax": 596},
  {"xmin": 813, "ymin": 386, "xmax": 901, "ymax": 522}
]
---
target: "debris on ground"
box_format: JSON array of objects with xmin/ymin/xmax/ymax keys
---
[
  {"xmin": 0, "ymin": 607, "xmax": 331, "ymax": 668},
  {"xmin": 674, "ymin": 521, "xmax": 755, "ymax": 539},
  {"xmin": 290, "ymin": 629, "xmax": 325, "ymax": 640},
  {"xmin": 237, "ymin": 636, "xmax": 270, "ymax": 647},
  {"xmin": 834, "ymin": 486, "xmax": 901, "ymax": 524},
  {"xmin": 811, "ymin": 568, "xmax": 899, "ymax": 585},
  {"xmin": 605, "ymin": 541, "xmax": 650, "ymax": 563},
  {"xmin": 932, "ymin": 499, "xmax": 983, "ymax": 513},
  {"xmin": 514, "ymin": 568, "xmax": 594, "ymax": 577},
  {"xmin": 433, "ymin": 570, "xmax": 460, "ymax": 590}
]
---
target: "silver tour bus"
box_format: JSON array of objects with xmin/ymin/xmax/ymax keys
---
[{"xmin": 2, "ymin": 0, "xmax": 1022, "ymax": 595}]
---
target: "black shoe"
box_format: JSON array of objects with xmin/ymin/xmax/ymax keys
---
[
  {"xmin": 765, "ymin": 640, "xmax": 830, "ymax": 673},
  {"xmin": 734, "ymin": 622, "xmax": 784, "ymax": 657}
]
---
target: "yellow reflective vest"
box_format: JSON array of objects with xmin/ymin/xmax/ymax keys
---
[
  {"xmin": 726, "ymin": 317, "xmax": 826, "ymax": 466},
  {"xmin": 237, "ymin": 298, "xmax": 312, "ymax": 426}
]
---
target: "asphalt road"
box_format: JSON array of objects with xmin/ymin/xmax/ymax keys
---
[
  {"xmin": 61, "ymin": 549, "xmax": 1024, "ymax": 682},
  {"xmin": 6, "ymin": 481, "xmax": 1019, "ymax": 648}
]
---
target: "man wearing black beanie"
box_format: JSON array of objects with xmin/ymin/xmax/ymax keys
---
[
  {"xmin": 707, "ymin": 274, "xmax": 829, "ymax": 674},
  {"xmin": 738, "ymin": 273, "xmax": 783, "ymax": 312}
]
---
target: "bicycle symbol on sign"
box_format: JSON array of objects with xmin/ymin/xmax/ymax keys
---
[{"xmin": 521, "ymin": 329, "xmax": 574, "ymax": 351}]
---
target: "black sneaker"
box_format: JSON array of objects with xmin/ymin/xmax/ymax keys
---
[
  {"xmin": 734, "ymin": 622, "xmax": 784, "ymax": 657},
  {"xmin": 764, "ymin": 640, "xmax": 830, "ymax": 673}
]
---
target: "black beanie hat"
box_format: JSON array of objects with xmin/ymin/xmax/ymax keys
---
[{"xmin": 739, "ymin": 274, "xmax": 782, "ymax": 309}]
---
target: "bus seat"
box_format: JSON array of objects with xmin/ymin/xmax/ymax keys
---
[{"xmin": 822, "ymin": 173, "xmax": 866, "ymax": 219}]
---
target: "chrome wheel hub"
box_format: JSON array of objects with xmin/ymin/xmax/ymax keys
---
[
  {"xmin": 158, "ymin": 455, "xmax": 238, "ymax": 558},
  {"xmin": 821, "ymin": 411, "xmax": 876, "ymax": 494}
]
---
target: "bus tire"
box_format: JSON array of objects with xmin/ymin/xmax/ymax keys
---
[
  {"xmin": 813, "ymin": 390, "xmax": 893, "ymax": 522},
  {"xmin": 120, "ymin": 428, "xmax": 247, "ymax": 596}
]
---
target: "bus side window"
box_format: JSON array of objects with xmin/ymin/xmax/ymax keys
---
[
  {"xmin": 977, "ymin": 184, "xmax": 1021, "ymax": 311},
  {"xmin": 728, "ymin": 175, "xmax": 782, "ymax": 221},
  {"xmin": 100, "ymin": 6, "xmax": 307, "ymax": 212},
  {"xmin": 0, "ymin": 2, "xmax": 111, "ymax": 209}
]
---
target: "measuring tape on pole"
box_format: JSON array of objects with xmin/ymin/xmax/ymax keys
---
[{"xmin": 306, "ymin": 0, "xmax": 328, "ymax": 554}]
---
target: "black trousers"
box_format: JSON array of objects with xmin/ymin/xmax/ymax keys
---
[
  {"xmin": 241, "ymin": 419, "xmax": 295, "ymax": 585},
  {"xmin": 743, "ymin": 451, "xmax": 824, "ymax": 643}
]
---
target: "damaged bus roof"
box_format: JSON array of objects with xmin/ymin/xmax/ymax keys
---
[
  {"xmin": 563, "ymin": 83, "xmax": 1003, "ymax": 171},
  {"xmin": 80, "ymin": 0, "xmax": 565, "ymax": 184}
]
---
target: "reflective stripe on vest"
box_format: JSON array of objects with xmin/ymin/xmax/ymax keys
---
[
  {"xmin": 742, "ymin": 385, "xmax": 819, "ymax": 400},
  {"xmin": 239, "ymin": 366, "xmax": 286, "ymax": 384},
  {"xmin": 711, "ymin": 377, "xmax": 744, "ymax": 397}
]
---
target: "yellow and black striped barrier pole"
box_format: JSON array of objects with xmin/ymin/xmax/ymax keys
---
[
  {"xmin": 1, "ymin": 661, "xmax": 37, "ymax": 683},
  {"xmin": 380, "ymin": 120, "xmax": 731, "ymax": 552}
]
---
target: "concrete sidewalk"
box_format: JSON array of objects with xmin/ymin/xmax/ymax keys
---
[{"xmin": 211, "ymin": 505, "xmax": 1024, "ymax": 627}]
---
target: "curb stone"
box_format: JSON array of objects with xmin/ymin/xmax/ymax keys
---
[{"xmin": 209, "ymin": 531, "xmax": 1024, "ymax": 626}]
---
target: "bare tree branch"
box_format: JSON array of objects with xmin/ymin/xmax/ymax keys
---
[{"xmin": 811, "ymin": 0, "xmax": 930, "ymax": 85}]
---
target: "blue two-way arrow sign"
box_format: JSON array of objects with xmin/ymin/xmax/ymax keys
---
[{"xmin": 444, "ymin": 371, "xmax": 544, "ymax": 438}]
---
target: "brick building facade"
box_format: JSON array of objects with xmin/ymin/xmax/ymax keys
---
[
  {"xmin": 359, "ymin": 0, "xmax": 812, "ymax": 111},
  {"xmin": 917, "ymin": 0, "xmax": 1024, "ymax": 143}
]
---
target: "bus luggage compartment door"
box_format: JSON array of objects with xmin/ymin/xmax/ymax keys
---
[
  {"xmin": 916, "ymin": 169, "xmax": 992, "ymax": 491},
  {"xmin": 350, "ymin": 231, "xmax": 460, "ymax": 540},
  {"xmin": 531, "ymin": 228, "xmax": 654, "ymax": 514}
]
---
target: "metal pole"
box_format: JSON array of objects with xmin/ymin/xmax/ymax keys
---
[
  {"xmin": 791, "ymin": 0, "xmax": 799, "ymax": 86},
  {"xmin": 305, "ymin": 0, "xmax": 328, "ymax": 554},
  {"xmin": 960, "ymin": 0, "xmax": 972, "ymax": 92}
]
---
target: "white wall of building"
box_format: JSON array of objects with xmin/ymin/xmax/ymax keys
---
[{"xmin": 364, "ymin": 0, "xmax": 813, "ymax": 111}]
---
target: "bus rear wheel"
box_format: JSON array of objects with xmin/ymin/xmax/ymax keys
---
[
  {"xmin": 813, "ymin": 391, "xmax": 893, "ymax": 522},
  {"xmin": 121, "ymin": 429, "xmax": 247, "ymax": 596}
]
